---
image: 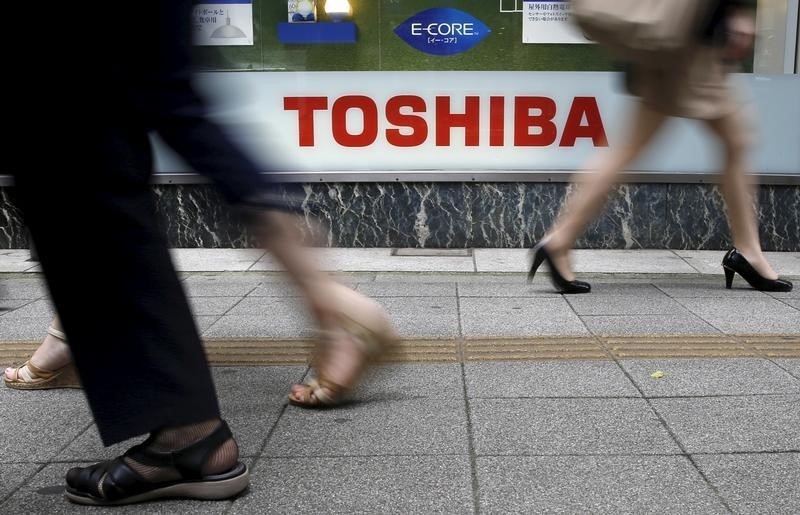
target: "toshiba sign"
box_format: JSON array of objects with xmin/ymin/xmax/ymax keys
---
[
  {"xmin": 283, "ymin": 95, "xmax": 607, "ymax": 148},
  {"xmin": 152, "ymin": 71, "xmax": 800, "ymax": 178}
]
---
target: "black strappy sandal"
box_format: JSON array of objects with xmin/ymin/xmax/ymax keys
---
[{"xmin": 64, "ymin": 421, "xmax": 249, "ymax": 506}]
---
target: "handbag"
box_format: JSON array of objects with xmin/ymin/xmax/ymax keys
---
[{"xmin": 571, "ymin": 0, "xmax": 717, "ymax": 65}]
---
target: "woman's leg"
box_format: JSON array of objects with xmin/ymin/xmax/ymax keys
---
[
  {"xmin": 251, "ymin": 211, "xmax": 396, "ymax": 406},
  {"xmin": 704, "ymin": 110, "xmax": 778, "ymax": 279},
  {"xmin": 544, "ymin": 103, "xmax": 668, "ymax": 280}
]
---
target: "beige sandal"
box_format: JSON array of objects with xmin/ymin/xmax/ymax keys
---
[
  {"xmin": 4, "ymin": 326, "xmax": 81, "ymax": 390},
  {"xmin": 288, "ymin": 284, "xmax": 398, "ymax": 408}
]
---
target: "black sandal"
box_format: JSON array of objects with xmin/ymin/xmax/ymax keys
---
[{"xmin": 64, "ymin": 421, "xmax": 249, "ymax": 506}]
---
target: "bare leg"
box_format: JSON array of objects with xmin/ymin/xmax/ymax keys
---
[
  {"xmin": 544, "ymin": 103, "xmax": 668, "ymax": 280},
  {"xmin": 251, "ymin": 211, "xmax": 394, "ymax": 405},
  {"xmin": 704, "ymin": 111, "xmax": 778, "ymax": 279},
  {"xmin": 5, "ymin": 317, "xmax": 71, "ymax": 381}
]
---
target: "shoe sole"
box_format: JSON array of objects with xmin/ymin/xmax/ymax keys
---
[{"xmin": 64, "ymin": 464, "xmax": 249, "ymax": 506}]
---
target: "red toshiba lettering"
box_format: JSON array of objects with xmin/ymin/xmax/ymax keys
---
[
  {"xmin": 514, "ymin": 97, "xmax": 557, "ymax": 147},
  {"xmin": 559, "ymin": 97, "xmax": 608, "ymax": 147},
  {"xmin": 385, "ymin": 95, "xmax": 428, "ymax": 147},
  {"xmin": 436, "ymin": 96, "xmax": 480, "ymax": 147},
  {"xmin": 332, "ymin": 96, "xmax": 379, "ymax": 147},
  {"xmin": 284, "ymin": 97, "xmax": 328, "ymax": 147},
  {"xmin": 489, "ymin": 96, "xmax": 505, "ymax": 147}
]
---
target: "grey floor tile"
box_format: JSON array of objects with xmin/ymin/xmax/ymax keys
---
[
  {"xmin": 225, "ymin": 296, "xmax": 307, "ymax": 317},
  {"xmin": 54, "ymin": 430, "xmax": 146, "ymax": 463},
  {"xmin": 375, "ymin": 273, "xmax": 520, "ymax": 284},
  {"xmin": 767, "ymin": 289, "xmax": 800, "ymax": 299},
  {"xmin": 202, "ymin": 314, "xmax": 313, "ymax": 339},
  {"xmin": 582, "ymin": 314, "xmax": 719, "ymax": 336},
  {"xmin": 780, "ymin": 299, "xmax": 800, "ymax": 310},
  {"xmin": 375, "ymin": 296, "xmax": 459, "ymax": 337},
  {"xmin": 575, "ymin": 283, "xmax": 669, "ymax": 296},
  {"xmin": 0, "ymin": 278, "xmax": 47, "ymax": 300},
  {"xmin": 0, "ymin": 463, "xmax": 41, "ymax": 501},
  {"xmin": 621, "ymin": 359, "xmax": 800, "ymax": 397},
  {"xmin": 655, "ymin": 283, "xmax": 770, "ymax": 298},
  {"xmin": 651, "ymin": 395, "xmax": 800, "ymax": 453},
  {"xmin": 264, "ymin": 399, "xmax": 468, "ymax": 457},
  {"xmin": 0, "ymin": 299, "xmax": 54, "ymax": 319},
  {"xmin": 351, "ymin": 364, "xmax": 465, "ymax": 401},
  {"xmin": 231, "ymin": 456, "xmax": 473, "ymax": 514},
  {"xmin": 677, "ymin": 298, "xmax": 800, "ymax": 334},
  {"xmin": 460, "ymin": 297, "xmax": 589, "ymax": 337},
  {"xmin": 694, "ymin": 453, "xmax": 800, "ymax": 515},
  {"xmin": 355, "ymin": 282, "xmax": 456, "ymax": 297},
  {"xmin": 188, "ymin": 297, "xmax": 243, "ymax": 316},
  {"xmin": 566, "ymin": 295, "xmax": 689, "ymax": 315},
  {"xmin": 169, "ymin": 249, "xmax": 264, "ymax": 272},
  {"xmin": 0, "ymin": 388, "xmax": 93, "ymax": 463},
  {"xmin": 182, "ymin": 275, "xmax": 262, "ymax": 297},
  {"xmin": 470, "ymin": 398, "xmax": 679, "ymax": 455},
  {"xmin": 0, "ymin": 463, "xmax": 230, "ymax": 513},
  {"xmin": 478, "ymin": 455, "xmax": 726, "ymax": 514},
  {"xmin": 246, "ymin": 282, "xmax": 303, "ymax": 297},
  {"xmin": 464, "ymin": 361, "xmax": 639, "ymax": 398},
  {"xmin": 457, "ymin": 282, "xmax": 561, "ymax": 298},
  {"xmin": 0, "ymin": 299, "xmax": 35, "ymax": 314},
  {"xmin": 773, "ymin": 359, "xmax": 800, "ymax": 379},
  {"xmin": 195, "ymin": 315, "xmax": 221, "ymax": 333}
]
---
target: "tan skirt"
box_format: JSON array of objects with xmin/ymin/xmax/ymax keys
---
[{"xmin": 626, "ymin": 46, "xmax": 738, "ymax": 120}]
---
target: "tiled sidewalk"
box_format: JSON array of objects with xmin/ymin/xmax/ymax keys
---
[{"xmin": 1, "ymin": 360, "xmax": 798, "ymax": 512}]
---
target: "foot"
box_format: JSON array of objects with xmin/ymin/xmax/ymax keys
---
[
  {"xmin": 735, "ymin": 248, "xmax": 778, "ymax": 281},
  {"xmin": 289, "ymin": 328, "xmax": 370, "ymax": 406},
  {"xmin": 539, "ymin": 234, "xmax": 576, "ymax": 282},
  {"xmin": 65, "ymin": 419, "xmax": 248, "ymax": 506},
  {"xmin": 288, "ymin": 284, "xmax": 398, "ymax": 408},
  {"xmin": 4, "ymin": 324, "xmax": 75, "ymax": 387}
]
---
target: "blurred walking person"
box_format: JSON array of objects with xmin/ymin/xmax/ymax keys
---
[
  {"xmin": 528, "ymin": 0, "xmax": 792, "ymax": 293},
  {"xmin": 8, "ymin": 0, "xmax": 395, "ymax": 507}
]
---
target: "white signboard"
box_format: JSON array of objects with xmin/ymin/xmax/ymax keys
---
[
  {"xmin": 192, "ymin": 1, "xmax": 254, "ymax": 46},
  {"xmin": 152, "ymin": 71, "xmax": 800, "ymax": 178},
  {"xmin": 522, "ymin": 0, "xmax": 590, "ymax": 44}
]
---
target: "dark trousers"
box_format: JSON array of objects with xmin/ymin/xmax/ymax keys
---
[{"xmin": 12, "ymin": 126, "xmax": 220, "ymax": 445}]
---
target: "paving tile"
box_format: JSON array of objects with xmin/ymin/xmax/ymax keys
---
[
  {"xmin": 253, "ymin": 249, "xmax": 475, "ymax": 273},
  {"xmin": 460, "ymin": 297, "xmax": 589, "ymax": 337},
  {"xmin": 651, "ymin": 395, "xmax": 800, "ymax": 453},
  {"xmin": 566, "ymin": 295, "xmax": 689, "ymax": 315},
  {"xmin": 773, "ymin": 359, "xmax": 800, "ymax": 379},
  {"xmin": 0, "ymin": 316, "xmax": 54, "ymax": 341},
  {"xmin": 0, "ymin": 463, "xmax": 41, "ymax": 500},
  {"xmin": 582, "ymin": 314, "xmax": 719, "ymax": 336},
  {"xmin": 0, "ymin": 388, "xmax": 92, "ymax": 463},
  {"xmin": 182, "ymin": 275, "xmax": 262, "ymax": 297},
  {"xmin": 621, "ymin": 358, "xmax": 800, "ymax": 397},
  {"xmin": 264, "ymin": 399, "xmax": 468, "ymax": 457},
  {"xmin": 187, "ymin": 297, "xmax": 243, "ymax": 316},
  {"xmin": 169, "ymin": 249, "xmax": 264, "ymax": 272},
  {"xmin": 355, "ymin": 282, "xmax": 456, "ymax": 297},
  {"xmin": 202, "ymin": 315, "xmax": 312, "ymax": 339},
  {"xmin": 464, "ymin": 361, "xmax": 639, "ymax": 398},
  {"xmin": 677, "ymin": 298, "xmax": 800, "ymax": 334},
  {"xmin": 457, "ymin": 282, "xmax": 561, "ymax": 298},
  {"xmin": 478, "ymin": 456, "xmax": 726, "ymax": 514},
  {"xmin": 375, "ymin": 297, "xmax": 459, "ymax": 337},
  {"xmin": 655, "ymin": 283, "xmax": 771, "ymax": 298},
  {"xmin": 470, "ymin": 398, "xmax": 679, "ymax": 455},
  {"xmin": 351, "ymin": 364, "xmax": 465, "ymax": 401},
  {"xmin": 0, "ymin": 462, "xmax": 230, "ymax": 513},
  {"xmin": 231, "ymin": 456, "xmax": 473, "ymax": 514},
  {"xmin": 694, "ymin": 453, "xmax": 800, "ymax": 515},
  {"xmin": 0, "ymin": 278, "xmax": 47, "ymax": 300}
]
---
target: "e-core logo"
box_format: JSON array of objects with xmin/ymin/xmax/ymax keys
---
[{"xmin": 394, "ymin": 8, "xmax": 491, "ymax": 56}]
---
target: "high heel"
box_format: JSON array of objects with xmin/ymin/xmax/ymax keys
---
[
  {"xmin": 528, "ymin": 241, "xmax": 591, "ymax": 294},
  {"xmin": 721, "ymin": 248, "xmax": 793, "ymax": 292}
]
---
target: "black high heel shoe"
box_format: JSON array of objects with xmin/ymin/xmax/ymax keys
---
[
  {"xmin": 721, "ymin": 248, "xmax": 793, "ymax": 292},
  {"xmin": 529, "ymin": 241, "xmax": 591, "ymax": 294}
]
